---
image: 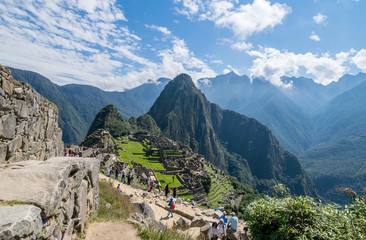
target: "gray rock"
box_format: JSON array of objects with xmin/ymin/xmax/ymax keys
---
[
  {"xmin": 0, "ymin": 144, "xmax": 7, "ymax": 163},
  {"xmin": 200, "ymin": 223, "xmax": 212, "ymax": 235},
  {"xmin": 195, "ymin": 212, "xmax": 203, "ymax": 216},
  {"xmin": 134, "ymin": 202, "xmax": 156, "ymax": 221},
  {"xmin": 177, "ymin": 217, "xmax": 190, "ymax": 230},
  {"xmin": 190, "ymin": 216, "xmax": 208, "ymax": 228},
  {"xmin": 105, "ymin": 203, "xmax": 112, "ymax": 209},
  {"xmin": 202, "ymin": 208, "xmax": 215, "ymax": 217},
  {"xmin": 213, "ymin": 210, "xmax": 223, "ymax": 218},
  {"xmin": 0, "ymin": 114, "xmax": 16, "ymax": 139},
  {"xmin": 0, "ymin": 205, "xmax": 42, "ymax": 240}
]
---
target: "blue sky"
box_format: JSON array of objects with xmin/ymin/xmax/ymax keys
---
[{"xmin": 0, "ymin": 0, "xmax": 365, "ymax": 91}]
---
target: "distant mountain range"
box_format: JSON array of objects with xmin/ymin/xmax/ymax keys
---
[
  {"xmin": 9, "ymin": 67, "xmax": 168, "ymax": 144},
  {"xmin": 9, "ymin": 66, "xmax": 366, "ymax": 203}
]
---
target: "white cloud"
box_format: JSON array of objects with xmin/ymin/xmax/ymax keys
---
[
  {"xmin": 231, "ymin": 41, "xmax": 253, "ymax": 51},
  {"xmin": 352, "ymin": 49, "xmax": 366, "ymax": 71},
  {"xmin": 175, "ymin": 0, "xmax": 291, "ymax": 40},
  {"xmin": 313, "ymin": 13, "xmax": 327, "ymax": 25},
  {"xmin": 223, "ymin": 64, "xmax": 240, "ymax": 75},
  {"xmin": 145, "ymin": 25, "xmax": 172, "ymax": 35},
  {"xmin": 0, "ymin": 0, "xmax": 215, "ymax": 91},
  {"xmin": 247, "ymin": 47, "xmax": 352, "ymax": 86},
  {"xmin": 309, "ymin": 33, "xmax": 320, "ymax": 42}
]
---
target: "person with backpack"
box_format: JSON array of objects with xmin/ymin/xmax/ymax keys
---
[{"xmin": 167, "ymin": 197, "xmax": 175, "ymax": 218}]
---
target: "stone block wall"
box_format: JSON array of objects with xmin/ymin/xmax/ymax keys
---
[
  {"xmin": 0, "ymin": 65, "xmax": 63, "ymax": 163},
  {"xmin": 0, "ymin": 157, "xmax": 99, "ymax": 239}
]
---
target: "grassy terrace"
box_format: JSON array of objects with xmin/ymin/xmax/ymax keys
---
[
  {"xmin": 155, "ymin": 172, "xmax": 183, "ymax": 189},
  {"xmin": 204, "ymin": 163, "xmax": 234, "ymax": 207},
  {"xmin": 116, "ymin": 138, "xmax": 166, "ymax": 171}
]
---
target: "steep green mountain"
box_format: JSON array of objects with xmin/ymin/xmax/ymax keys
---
[
  {"xmin": 300, "ymin": 138, "xmax": 366, "ymax": 204},
  {"xmin": 9, "ymin": 67, "xmax": 168, "ymax": 143},
  {"xmin": 82, "ymin": 104, "xmax": 161, "ymax": 147},
  {"xmin": 84, "ymin": 104, "xmax": 131, "ymax": 139},
  {"xmin": 149, "ymin": 74, "xmax": 317, "ymax": 196},
  {"xmin": 314, "ymin": 81, "xmax": 366, "ymax": 145}
]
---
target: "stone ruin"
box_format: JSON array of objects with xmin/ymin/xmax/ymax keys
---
[
  {"xmin": 0, "ymin": 65, "xmax": 63, "ymax": 163},
  {"xmin": 142, "ymin": 135, "xmax": 207, "ymax": 203},
  {"xmin": 0, "ymin": 157, "xmax": 99, "ymax": 239},
  {"xmin": 0, "ymin": 66, "xmax": 100, "ymax": 239}
]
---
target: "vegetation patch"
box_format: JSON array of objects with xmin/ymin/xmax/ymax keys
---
[
  {"xmin": 137, "ymin": 225, "xmax": 193, "ymax": 240},
  {"xmin": 155, "ymin": 172, "xmax": 183, "ymax": 189},
  {"xmin": 90, "ymin": 179, "xmax": 134, "ymax": 222},
  {"xmin": 244, "ymin": 184, "xmax": 366, "ymax": 239}
]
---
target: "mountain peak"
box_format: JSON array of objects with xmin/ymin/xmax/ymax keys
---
[{"xmin": 170, "ymin": 73, "xmax": 196, "ymax": 88}]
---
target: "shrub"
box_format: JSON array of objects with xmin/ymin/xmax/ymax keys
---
[
  {"xmin": 244, "ymin": 185, "xmax": 366, "ymax": 240},
  {"xmin": 137, "ymin": 225, "xmax": 193, "ymax": 240}
]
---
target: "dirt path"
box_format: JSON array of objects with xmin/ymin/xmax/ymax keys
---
[{"xmin": 84, "ymin": 221, "xmax": 140, "ymax": 240}]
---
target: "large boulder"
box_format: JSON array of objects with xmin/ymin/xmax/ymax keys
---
[
  {"xmin": 134, "ymin": 202, "xmax": 156, "ymax": 221},
  {"xmin": 0, "ymin": 157, "xmax": 99, "ymax": 238},
  {"xmin": 0, "ymin": 205, "xmax": 42, "ymax": 240},
  {"xmin": 190, "ymin": 216, "xmax": 208, "ymax": 228},
  {"xmin": 202, "ymin": 208, "xmax": 215, "ymax": 217},
  {"xmin": 176, "ymin": 217, "xmax": 190, "ymax": 230},
  {"xmin": 213, "ymin": 210, "xmax": 223, "ymax": 218}
]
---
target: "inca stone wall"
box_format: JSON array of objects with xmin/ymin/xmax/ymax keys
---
[
  {"xmin": 0, "ymin": 157, "xmax": 100, "ymax": 239},
  {"xmin": 0, "ymin": 65, "xmax": 63, "ymax": 163}
]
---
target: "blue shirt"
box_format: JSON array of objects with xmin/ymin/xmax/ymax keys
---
[
  {"xmin": 228, "ymin": 216, "xmax": 238, "ymax": 230},
  {"xmin": 218, "ymin": 215, "xmax": 228, "ymax": 224}
]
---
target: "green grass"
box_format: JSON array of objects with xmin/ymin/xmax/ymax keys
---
[
  {"xmin": 137, "ymin": 225, "xmax": 193, "ymax": 240},
  {"xmin": 155, "ymin": 172, "xmax": 183, "ymax": 189},
  {"xmin": 204, "ymin": 164, "xmax": 234, "ymax": 207},
  {"xmin": 116, "ymin": 140, "xmax": 166, "ymax": 171},
  {"xmin": 90, "ymin": 179, "xmax": 134, "ymax": 222}
]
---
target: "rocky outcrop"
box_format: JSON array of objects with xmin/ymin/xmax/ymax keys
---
[
  {"xmin": 0, "ymin": 157, "xmax": 99, "ymax": 239},
  {"xmin": 0, "ymin": 65, "xmax": 63, "ymax": 163}
]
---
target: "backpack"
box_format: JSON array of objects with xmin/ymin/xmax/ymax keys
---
[{"xmin": 171, "ymin": 202, "xmax": 175, "ymax": 210}]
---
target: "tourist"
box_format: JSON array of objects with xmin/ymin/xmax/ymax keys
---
[
  {"xmin": 127, "ymin": 174, "xmax": 131, "ymax": 185},
  {"xmin": 68, "ymin": 149, "xmax": 72, "ymax": 156},
  {"xmin": 102, "ymin": 168, "xmax": 105, "ymax": 175},
  {"xmin": 115, "ymin": 170, "xmax": 119, "ymax": 180},
  {"xmin": 241, "ymin": 227, "xmax": 251, "ymax": 240},
  {"xmin": 172, "ymin": 175, "xmax": 175, "ymax": 182},
  {"xmin": 207, "ymin": 222, "xmax": 219, "ymax": 240},
  {"xmin": 121, "ymin": 169, "xmax": 126, "ymax": 183},
  {"xmin": 149, "ymin": 181, "xmax": 154, "ymax": 192},
  {"xmin": 106, "ymin": 168, "xmax": 111, "ymax": 177},
  {"xmin": 218, "ymin": 218, "xmax": 226, "ymax": 239},
  {"xmin": 227, "ymin": 212, "xmax": 238, "ymax": 236},
  {"xmin": 165, "ymin": 184, "xmax": 169, "ymax": 197},
  {"xmin": 167, "ymin": 197, "xmax": 175, "ymax": 218},
  {"xmin": 117, "ymin": 184, "xmax": 122, "ymax": 193},
  {"xmin": 173, "ymin": 187, "xmax": 177, "ymax": 198},
  {"xmin": 218, "ymin": 211, "xmax": 228, "ymax": 225}
]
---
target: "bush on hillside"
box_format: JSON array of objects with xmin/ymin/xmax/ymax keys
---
[{"xmin": 244, "ymin": 185, "xmax": 366, "ymax": 240}]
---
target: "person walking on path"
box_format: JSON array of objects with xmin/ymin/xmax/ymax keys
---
[
  {"xmin": 115, "ymin": 170, "xmax": 119, "ymax": 181},
  {"xmin": 167, "ymin": 197, "xmax": 175, "ymax": 218},
  {"xmin": 227, "ymin": 212, "xmax": 238, "ymax": 236},
  {"xmin": 121, "ymin": 169, "xmax": 126, "ymax": 183},
  {"xmin": 165, "ymin": 184, "xmax": 169, "ymax": 197},
  {"xmin": 173, "ymin": 187, "xmax": 177, "ymax": 198}
]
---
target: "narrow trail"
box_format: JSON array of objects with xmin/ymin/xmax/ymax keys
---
[
  {"xmin": 85, "ymin": 174, "xmax": 245, "ymax": 239},
  {"xmin": 84, "ymin": 222, "xmax": 140, "ymax": 240}
]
